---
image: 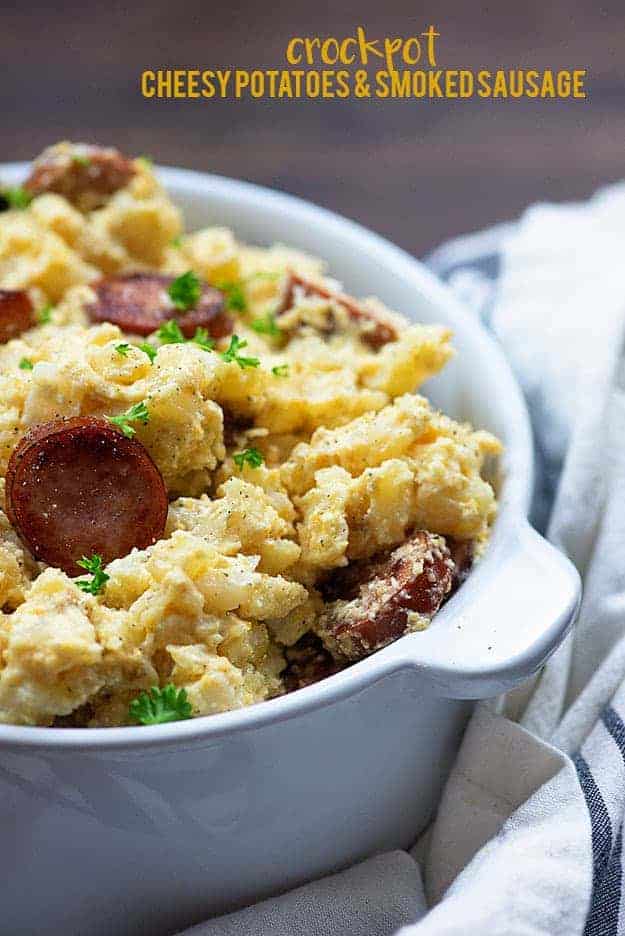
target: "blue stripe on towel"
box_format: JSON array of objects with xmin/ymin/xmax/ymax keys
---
[
  {"xmin": 590, "ymin": 707, "xmax": 625, "ymax": 934},
  {"xmin": 576, "ymin": 706, "xmax": 625, "ymax": 935},
  {"xmin": 602, "ymin": 707, "xmax": 625, "ymax": 758},
  {"xmin": 573, "ymin": 752, "xmax": 615, "ymax": 935},
  {"xmin": 593, "ymin": 827, "xmax": 622, "ymax": 936}
]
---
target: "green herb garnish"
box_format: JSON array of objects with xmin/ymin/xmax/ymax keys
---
[
  {"xmin": 157, "ymin": 319, "xmax": 185, "ymax": 344},
  {"xmin": 115, "ymin": 343, "xmax": 130, "ymax": 358},
  {"xmin": 75, "ymin": 554, "xmax": 110, "ymax": 595},
  {"xmin": 251, "ymin": 313, "xmax": 281, "ymax": 337},
  {"xmin": 171, "ymin": 235, "xmax": 183, "ymax": 248},
  {"xmin": 37, "ymin": 305, "xmax": 54, "ymax": 324},
  {"xmin": 220, "ymin": 335, "xmax": 260, "ymax": 369},
  {"xmin": 154, "ymin": 321, "xmax": 215, "ymax": 353},
  {"xmin": 138, "ymin": 342, "xmax": 158, "ymax": 364},
  {"xmin": 191, "ymin": 327, "xmax": 215, "ymax": 351},
  {"xmin": 271, "ymin": 364, "xmax": 289, "ymax": 378},
  {"xmin": 3, "ymin": 186, "xmax": 33, "ymax": 210},
  {"xmin": 129, "ymin": 684, "xmax": 193, "ymax": 725},
  {"xmin": 19, "ymin": 358, "xmax": 34, "ymax": 371},
  {"xmin": 216, "ymin": 280, "xmax": 247, "ymax": 313},
  {"xmin": 168, "ymin": 270, "xmax": 201, "ymax": 312},
  {"xmin": 73, "ymin": 154, "xmax": 92, "ymax": 168},
  {"xmin": 136, "ymin": 155, "xmax": 153, "ymax": 169},
  {"xmin": 107, "ymin": 401, "xmax": 150, "ymax": 438},
  {"xmin": 233, "ymin": 447, "xmax": 264, "ymax": 470}
]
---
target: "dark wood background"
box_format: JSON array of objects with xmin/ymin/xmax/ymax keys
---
[{"xmin": 2, "ymin": 0, "xmax": 624, "ymax": 256}]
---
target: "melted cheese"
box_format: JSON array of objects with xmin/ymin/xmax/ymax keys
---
[{"xmin": 0, "ymin": 151, "xmax": 500, "ymax": 726}]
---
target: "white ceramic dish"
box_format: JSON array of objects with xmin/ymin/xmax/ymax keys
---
[{"xmin": 0, "ymin": 163, "xmax": 581, "ymax": 936}]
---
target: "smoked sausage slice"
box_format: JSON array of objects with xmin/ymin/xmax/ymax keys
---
[
  {"xmin": 282, "ymin": 633, "xmax": 346, "ymax": 692},
  {"xmin": 447, "ymin": 537, "xmax": 474, "ymax": 593},
  {"xmin": 87, "ymin": 273, "xmax": 233, "ymax": 339},
  {"xmin": 277, "ymin": 272, "xmax": 398, "ymax": 350},
  {"xmin": 24, "ymin": 143, "xmax": 136, "ymax": 209},
  {"xmin": 317, "ymin": 531, "xmax": 455, "ymax": 660},
  {"xmin": 0, "ymin": 290, "xmax": 35, "ymax": 343},
  {"xmin": 5, "ymin": 417, "xmax": 168, "ymax": 576}
]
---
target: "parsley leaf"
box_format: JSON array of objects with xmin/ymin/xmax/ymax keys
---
[
  {"xmin": 37, "ymin": 305, "xmax": 54, "ymax": 324},
  {"xmin": 129, "ymin": 684, "xmax": 193, "ymax": 726},
  {"xmin": 75, "ymin": 554, "xmax": 110, "ymax": 595},
  {"xmin": 154, "ymin": 321, "xmax": 215, "ymax": 353},
  {"xmin": 171, "ymin": 235, "xmax": 183, "ymax": 248},
  {"xmin": 216, "ymin": 280, "xmax": 247, "ymax": 313},
  {"xmin": 220, "ymin": 335, "xmax": 260, "ymax": 369},
  {"xmin": 2, "ymin": 186, "xmax": 33, "ymax": 210},
  {"xmin": 73, "ymin": 154, "xmax": 92, "ymax": 168},
  {"xmin": 136, "ymin": 155, "xmax": 153, "ymax": 169},
  {"xmin": 157, "ymin": 319, "xmax": 185, "ymax": 344},
  {"xmin": 115, "ymin": 343, "xmax": 130, "ymax": 358},
  {"xmin": 138, "ymin": 342, "xmax": 158, "ymax": 364},
  {"xmin": 251, "ymin": 313, "xmax": 281, "ymax": 337},
  {"xmin": 271, "ymin": 363, "xmax": 289, "ymax": 377},
  {"xmin": 107, "ymin": 401, "xmax": 150, "ymax": 438},
  {"xmin": 19, "ymin": 358, "xmax": 34, "ymax": 371},
  {"xmin": 191, "ymin": 327, "xmax": 215, "ymax": 351},
  {"xmin": 233, "ymin": 447, "xmax": 264, "ymax": 469},
  {"xmin": 168, "ymin": 270, "xmax": 201, "ymax": 311}
]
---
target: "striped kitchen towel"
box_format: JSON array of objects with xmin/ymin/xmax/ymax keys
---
[{"xmin": 405, "ymin": 183, "xmax": 625, "ymax": 935}]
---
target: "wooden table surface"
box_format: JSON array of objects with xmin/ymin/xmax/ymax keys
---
[{"xmin": 2, "ymin": 0, "xmax": 623, "ymax": 257}]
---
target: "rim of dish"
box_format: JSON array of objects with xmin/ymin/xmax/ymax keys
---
[{"xmin": 0, "ymin": 163, "xmax": 533, "ymax": 750}]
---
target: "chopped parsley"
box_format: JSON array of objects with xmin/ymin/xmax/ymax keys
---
[
  {"xmin": 157, "ymin": 319, "xmax": 185, "ymax": 344},
  {"xmin": 115, "ymin": 343, "xmax": 130, "ymax": 358},
  {"xmin": 168, "ymin": 270, "xmax": 201, "ymax": 311},
  {"xmin": 216, "ymin": 280, "xmax": 247, "ymax": 313},
  {"xmin": 73, "ymin": 154, "xmax": 92, "ymax": 168},
  {"xmin": 251, "ymin": 313, "xmax": 281, "ymax": 337},
  {"xmin": 107, "ymin": 401, "xmax": 150, "ymax": 438},
  {"xmin": 136, "ymin": 155, "xmax": 153, "ymax": 169},
  {"xmin": 75, "ymin": 554, "xmax": 109, "ymax": 595},
  {"xmin": 129, "ymin": 684, "xmax": 193, "ymax": 725},
  {"xmin": 271, "ymin": 363, "xmax": 289, "ymax": 378},
  {"xmin": 171, "ymin": 235, "xmax": 183, "ymax": 248},
  {"xmin": 220, "ymin": 335, "xmax": 260, "ymax": 369},
  {"xmin": 2, "ymin": 186, "xmax": 32, "ymax": 210},
  {"xmin": 19, "ymin": 357, "xmax": 34, "ymax": 371},
  {"xmin": 138, "ymin": 342, "xmax": 158, "ymax": 364},
  {"xmin": 153, "ymin": 321, "xmax": 214, "ymax": 353},
  {"xmin": 191, "ymin": 327, "xmax": 215, "ymax": 351},
  {"xmin": 37, "ymin": 304, "xmax": 54, "ymax": 324},
  {"xmin": 233, "ymin": 447, "xmax": 264, "ymax": 470}
]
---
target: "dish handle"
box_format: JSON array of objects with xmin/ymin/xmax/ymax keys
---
[{"xmin": 385, "ymin": 519, "xmax": 582, "ymax": 699}]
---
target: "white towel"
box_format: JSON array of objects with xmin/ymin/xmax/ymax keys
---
[
  {"xmin": 180, "ymin": 183, "xmax": 625, "ymax": 936},
  {"xmin": 409, "ymin": 183, "xmax": 625, "ymax": 935}
]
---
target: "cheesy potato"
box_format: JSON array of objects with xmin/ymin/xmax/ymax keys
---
[{"xmin": 0, "ymin": 143, "xmax": 501, "ymax": 727}]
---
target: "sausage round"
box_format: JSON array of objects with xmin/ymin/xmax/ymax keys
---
[
  {"xmin": 317, "ymin": 531, "xmax": 455, "ymax": 660},
  {"xmin": 0, "ymin": 290, "xmax": 35, "ymax": 344},
  {"xmin": 5, "ymin": 417, "xmax": 168, "ymax": 576},
  {"xmin": 277, "ymin": 272, "xmax": 398, "ymax": 350},
  {"xmin": 24, "ymin": 144, "xmax": 136, "ymax": 208},
  {"xmin": 282, "ymin": 634, "xmax": 346, "ymax": 692},
  {"xmin": 447, "ymin": 537, "xmax": 474, "ymax": 593},
  {"xmin": 87, "ymin": 273, "xmax": 233, "ymax": 339}
]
